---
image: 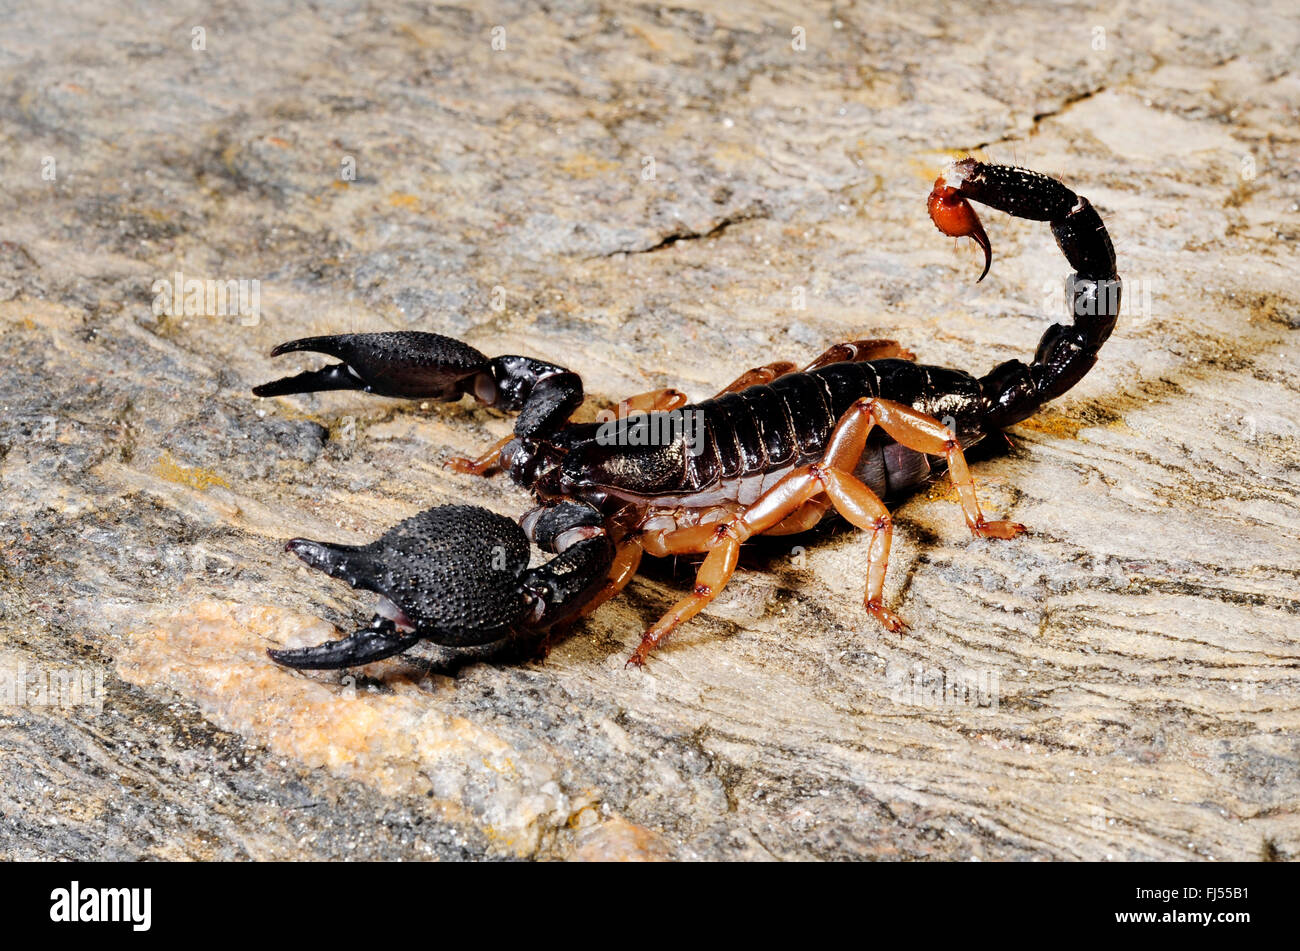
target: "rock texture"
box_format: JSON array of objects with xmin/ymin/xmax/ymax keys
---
[{"xmin": 1, "ymin": 0, "xmax": 1298, "ymax": 860}]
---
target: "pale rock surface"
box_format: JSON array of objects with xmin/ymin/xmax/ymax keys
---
[{"xmin": 1, "ymin": 0, "xmax": 1297, "ymax": 859}]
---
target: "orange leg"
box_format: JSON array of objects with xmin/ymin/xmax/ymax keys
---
[
  {"xmin": 627, "ymin": 397, "xmax": 1024, "ymax": 666},
  {"xmin": 848, "ymin": 399, "xmax": 1026, "ymax": 539},
  {"xmin": 577, "ymin": 538, "xmax": 645, "ymax": 619},
  {"xmin": 628, "ymin": 532, "xmax": 743, "ymax": 666},
  {"xmin": 714, "ymin": 362, "xmax": 799, "ymax": 396},
  {"xmin": 714, "ymin": 340, "xmax": 917, "ymax": 398},
  {"xmin": 763, "ymin": 497, "xmax": 832, "ymax": 535},
  {"xmin": 639, "ymin": 510, "xmax": 738, "ymax": 559},
  {"xmin": 628, "ymin": 473, "xmax": 850, "ymax": 666},
  {"xmin": 616, "ymin": 388, "xmax": 689, "ymax": 414},
  {"xmin": 445, "ymin": 433, "xmax": 515, "ymax": 476},
  {"xmin": 801, "ymin": 338, "xmax": 917, "ymax": 370},
  {"xmin": 820, "ymin": 467, "xmax": 902, "ymax": 631},
  {"xmin": 684, "ymin": 499, "xmax": 834, "ymax": 540}
]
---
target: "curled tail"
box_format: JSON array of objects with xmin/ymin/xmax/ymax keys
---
[{"xmin": 929, "ymin": 159, "xmax": 1121, "ymax": 430}]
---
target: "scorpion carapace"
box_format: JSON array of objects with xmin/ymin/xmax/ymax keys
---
[{"xmin": 253, "ymin": 159, "xmax": 1120, "ymax": 670}]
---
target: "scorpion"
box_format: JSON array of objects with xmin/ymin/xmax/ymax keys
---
[{"xmin": 252, "ymin": 159, "xmax": 1120, "ymax": 671}]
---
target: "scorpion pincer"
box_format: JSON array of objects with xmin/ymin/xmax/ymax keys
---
[{"xmin": 253, "ymin": 159, "xmax": 1120, "ymax": 670}]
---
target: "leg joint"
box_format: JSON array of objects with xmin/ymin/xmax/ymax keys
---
[
  {"xmin": 711, "ymin": 520, "xmax": 749, "ymax": 545},
  {"xmin": 852, "ymin": 397, "xmax": 880, "ymax": 420}
]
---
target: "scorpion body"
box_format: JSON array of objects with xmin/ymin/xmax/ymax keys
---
[
  {"xmin": 532, "ymin": 357, "xmax": 982, "ymax": 508},
  {"xmin": 254, "ymin": 159, "xmax": 1120, "ymax": 670}
]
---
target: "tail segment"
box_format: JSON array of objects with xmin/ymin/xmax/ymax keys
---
[{"xmin": 929, "ymin": 159, "xmax": 1121, "ymax": 429}]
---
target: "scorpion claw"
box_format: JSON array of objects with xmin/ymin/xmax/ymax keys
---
[
  {"xmin": 285, "ymin": 537, "xmax": 366, "ymax": 582},
  {"xmin": 269, "ymin": 505, "xmax": 537, "ymax": 669},
  {"xmin": 252, "ymin": 361, "xmax": 367, "ymax": 398},
  {"xmin": 268, "ymin": 622, "xmax": 421, "ymax": 670},
  {"xmin": 267, "ymin": 502, "xmax": 614, "ymax": 671},
  {"xmin": 254, "ymin": 332, "xmax": 491, "ymax": 400}
]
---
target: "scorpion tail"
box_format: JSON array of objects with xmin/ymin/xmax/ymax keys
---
[{"xmin": 928, "ymin": 159, "xmax": 1121, "ymax": 430}]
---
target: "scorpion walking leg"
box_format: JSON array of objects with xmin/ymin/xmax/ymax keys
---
[
  {"xmin": 635, "ymin": 499, "xmax": 829, "ymax": 549},
  {"xmin": 627, "ymin": 528, "xmax": 745, "ymax": 666},
  {"xmin": 858, "ymin": 399, "xmax": 1026, "ymax": 539},
  {"xmin": 628, "ymin": 424, "xmax": 890, "ymax": 664},
  {"xmin": 793, "ymin": 401, "xmax": 911, "ymax": 632},
  {"xmin": 763, "ymin": 497, "xmax": 832, "ymax": 535},
  {"xmin": 714, "ymin": 340, "xmax": 918, "ymax": 398},
  {"xmin": 629, "ymin": 397, "xmax": 1026, "ymax": 664},
  {"xmin": 628, "ymin": 412, "xmax": 901, "ymax": 664},
  {"xmin": 445, "ymin": 433, "xmax": 515, "ymax": 476},
  {"xmin": 801, "ymin": 339, "xmax": 917, "ymax": 370},
  {"xmin": 715, "ymin": 362, "xmax": 799, "ymax": 396},
  {"xmin": 577, "ymin": 538, "xmax": 645, "ymax": 619},
  {"xmin": 616, "ymin": 388, "xmax": 689, "ymax": 414}
]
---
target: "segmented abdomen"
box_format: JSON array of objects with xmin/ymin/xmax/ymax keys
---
[{"xmin": 685, "ymin": 359, "xmax": 986, "ymax": 495}]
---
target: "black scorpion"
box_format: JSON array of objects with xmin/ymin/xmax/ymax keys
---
[{"xmin": 252, "ymin": 160, "xmax": 1120, "ymax": 669}]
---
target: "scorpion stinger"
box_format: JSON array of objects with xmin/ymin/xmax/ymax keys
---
[
  {"xmin": 928, "ymin": 168, "xmax": 993, "ymax": 282},
  {"xmin": 266, "ymin": 503, "xmax": 615, "ymax": 670}
]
